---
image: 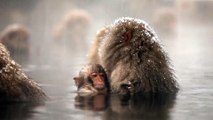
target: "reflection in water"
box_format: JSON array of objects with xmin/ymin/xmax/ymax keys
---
[
  {"xmin": 1, "ymin": 0, "xmax": 213, "ymax": 120},
  {"xmin": 74, "ymin": 93, "xmax": 177, "ymax": 120},
  {"xmin": 75, "ymin": 94, "xmax": 109, "ymax": 111},
  {"xmin": 0, "ymin": 102, "xmax": 45, "ymax": 120},
  {"xmin": 105, "ymin": 94, "xmax": 176, "ymax": 120}
]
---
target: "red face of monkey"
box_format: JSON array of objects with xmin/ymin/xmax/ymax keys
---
[
  {"xmin": 89, "ymin": 72, "xmax": 105, "ymax": 90},
  {"xmin": 73, "ymin": 64, "xmax": 109, "ymax": 96}
]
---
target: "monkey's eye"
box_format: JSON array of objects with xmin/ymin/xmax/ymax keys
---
[
  {"xmin": 99, "ymin": 73, "xmax": 104, "ymax": 76},
  {"xmin": 91, "ymin": 73, "xmax": 98, "ymax": 77}
]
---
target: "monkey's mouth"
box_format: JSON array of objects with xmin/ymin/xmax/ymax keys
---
[{"xmin": 94, "ymin": 84, "xmax": 105, "ymax": 90}]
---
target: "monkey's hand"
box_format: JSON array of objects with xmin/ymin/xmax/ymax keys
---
[{"xmin": 119, "ymin": 81, "xmax": 132, "ymax": 101}]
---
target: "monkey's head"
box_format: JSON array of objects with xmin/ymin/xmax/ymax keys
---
[
  {"xmin": 73, "ymin": 64, "xmax": 109, "ymax": 96},
  {"xmin": 99, "ymin": 17, "xmax": 163, "ymax": 75},
  {"xmin": 0, "ymin": 24, "xmax": 30, "ymax": 51},
  {"xmin": 100, "ymin": 17, "xmax": 160, "ymax": 60}
]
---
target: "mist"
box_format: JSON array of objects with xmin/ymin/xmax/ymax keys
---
[{"xmin": 1, "ymin": 0, "xmax": 213, "ymax": 120}]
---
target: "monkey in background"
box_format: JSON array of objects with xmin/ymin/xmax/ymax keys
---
[
  {"xmin": 51, "ymin": 9, "xmax": 92, "ymax": 63},
  {"xmin": 88, "ymin": 17, "xmax": 179, "ymax": 96},
  {"xmin": 0, "ymin": 24, "xmax": 30, "ymax": 64},
  {"xmin": 152, "ymin": 7, "xmax": 177, "ymax": 39},
  {"xmin": 53, "ymin": 9, "xmax": 91, "ymax": 51},
  {"xmin": 0, "ymin": 24, "xmax": 30, "ymax": 56},
  {"xmin": 0, "ymin": 43, "xmax": 46, "ymax": 102},
  {"xmin": 73, "ymin": 64, "xmax": 110, "ymax": 96},
  {"xmin": 88, "ymin": 27, "xmax": 109, "ymax": 64}
]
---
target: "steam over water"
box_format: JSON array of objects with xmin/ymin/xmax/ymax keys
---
[{"xmin": 1, "ymin": 0, "xmax": 213, "ymax": 120}]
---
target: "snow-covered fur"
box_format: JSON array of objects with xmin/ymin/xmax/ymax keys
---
[
  {"xmin": 0, "ymin": 43, "xmax": 46, "ymax": 102},
  {"xmin": 89, "ymin": 17, "xmax": 178, "ymax": 94}
]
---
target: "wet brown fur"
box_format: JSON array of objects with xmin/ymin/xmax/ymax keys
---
[
  {"xmin": 89, "ymin": 17, "xmax": 179, "ymax": 95},
  {"xmin": 0, "ymin": 43, "xmax": 46, "ymax": 102}
]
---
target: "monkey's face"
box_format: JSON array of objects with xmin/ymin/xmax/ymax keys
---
[
  {"xmin": 8, "ymin": 32, "xmax": 29, "ymax": 48},
  {"xmin": 89, "ymin": 72, "xmax": 106, "ymax": 90},
  {"xmin": 73, "ymin": 64, "xmax": 109, "ymax": 96},
  {"xmin": 73, "ymin": 74, "xmax": 107, "ymax": 96},
  {"xmin": 1, "ymin": 28, "xmax": 29, "ymax": 51}
]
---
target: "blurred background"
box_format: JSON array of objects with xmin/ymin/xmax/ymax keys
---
[{"xmin": 0, "ymin": 0, "xmax": 213, "ymax": 120}]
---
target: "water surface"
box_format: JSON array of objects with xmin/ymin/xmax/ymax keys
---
[{"xmin": 1, "ymin": 0, "xmax": 213, "ymax": 120}]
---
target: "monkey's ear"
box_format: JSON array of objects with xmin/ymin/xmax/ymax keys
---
[{"xmin": 73, "ymin": 77, "xmax": 80, "ymax": 87}]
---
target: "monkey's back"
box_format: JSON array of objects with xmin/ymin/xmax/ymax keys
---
[
  {"xmin": 0, "ymin": 43, "xmax": 46, "ymax": 102},
  {"xmin": 96, "ymin": 17, "xmax": 178, "ymax": 94}
]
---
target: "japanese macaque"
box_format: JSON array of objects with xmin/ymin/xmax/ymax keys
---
[
  {"xmin": 152, "ymin": 8, "xmax": 177, "ymax": 38},
  {"xmin": 89, "ymin": 17, "xmax": 179, "ymax": 96},
  {"xmin": 177, "ymin": 0, "xmax": 196, "ymax": 20},
  {"xmin": 0, "ymin": 24, "xmax": 30, "ymax": 56},
  {"xmin": 53, "ymin": 9, "xmax": 91, "ymax": 50},
  {"xmin": 0, "ymin": 43, "xmax": 46, "ymax": 102},
  {"xmin": 177, "ymin": 0, "xmax": 213, "ymax": 25},
  {"xmin": 73, "ymin": 64, "xmax": 109, "ymax": 96},
  {"xmin": 88, "ymin": 27, "xmax": 109, "ymax": 64}
]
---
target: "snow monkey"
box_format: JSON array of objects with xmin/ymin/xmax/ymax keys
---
[
  {"xmin": 73, "ymin": 64, "xmax": 110, "ymax": 96},
  {"xmin": 0, "ymin": 43, "xmax": 46, "ymax": 102},
  {"xmin": 88, "ymin": 17, "xmax": 179, "ymax": 96},
  {"xmin": 0, "ymin": 24, "xmax": 30, "ymax": 56}
]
